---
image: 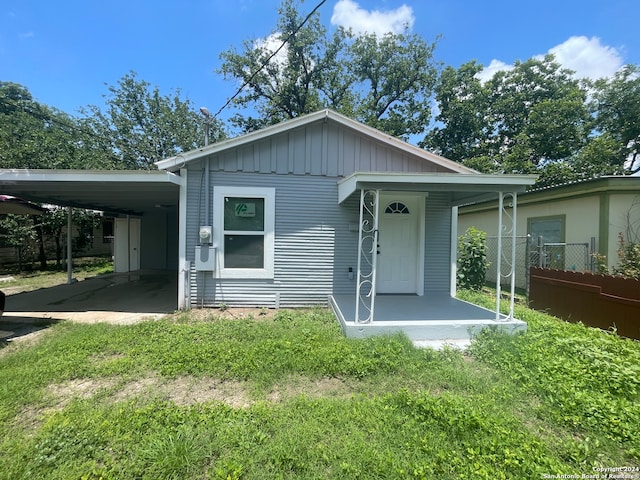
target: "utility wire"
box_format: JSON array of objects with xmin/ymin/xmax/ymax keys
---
[{"xmin": 212, "ymin": 0, "xmax": 327, "ymax": 119}]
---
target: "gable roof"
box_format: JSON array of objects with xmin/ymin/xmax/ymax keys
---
[
  {"xmin": 459, "ymin": 175, "xmax": 640, "ymax": 214},
  {"xmin": 155, "ymin": 109, "xmax": 476, "ymax": 174}
]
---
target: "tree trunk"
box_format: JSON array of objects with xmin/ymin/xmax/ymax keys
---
[
  {"xmin": 54, "ymin": 228, "xmax": 62, "ymax": 268},
  {"xmin": 35, "ymin": 225, "xmax": 47, "ymax": 270}
]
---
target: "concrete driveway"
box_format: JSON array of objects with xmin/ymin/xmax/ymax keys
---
[{"xmin": 1, "ymin": 270, "xmax": 177, "ymax": 342}]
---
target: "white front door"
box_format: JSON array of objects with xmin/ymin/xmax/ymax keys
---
[{"xmin": 376, "ymin": 195, "xmax": 422, "ymax": 294}]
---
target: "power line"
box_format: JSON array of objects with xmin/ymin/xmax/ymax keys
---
[{"xmin": 212, "ymin": 0, "xmax": 327, "ymax": 119}]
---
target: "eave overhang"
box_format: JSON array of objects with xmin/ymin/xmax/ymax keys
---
[{"xmin": 337, "ymin": 172, "xmax": 538, "ymax": 206}]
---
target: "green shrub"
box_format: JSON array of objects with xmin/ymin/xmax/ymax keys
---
[
  {"xmin": 457, "ymin": 226, "xmax": 488, "ymax": 290},
  {"xmin": 614, "ymin": 232, "xmax": 640, "ymax": 279}
]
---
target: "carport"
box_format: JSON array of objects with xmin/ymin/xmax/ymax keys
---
[{"xmin": 0, "ymin": 169, "xmax": 183, "ymax": 318}]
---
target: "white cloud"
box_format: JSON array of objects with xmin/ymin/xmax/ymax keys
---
[
  {"xmin": 475, "ymin": 59, "xmax": 513, "ymax": 83},
  {"xmin": 330, "ymin": 0, "xmax": 414, "ymax": 36},
  {"xmin": 478, "ymin": 36, "xmax": 624, "ymax": 82},
  {"xmin": 251, "ymin": 33, "xmax": 290, "ymax": 86},
  {"xmin": 547, "ymin": 36, "xmax": 623, "ymax": 80},
  {"xmin": 254, "ymin": 33, "xmax": 288, "ymax": 70}
]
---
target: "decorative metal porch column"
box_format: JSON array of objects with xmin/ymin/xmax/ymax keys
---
[
  {"xmin": 495, "ymin": 192, "xmax": 518, "ymax": 320},
  {"xmin": 355, "ymin": 189, "xmax": 380, "ymax": 323}
]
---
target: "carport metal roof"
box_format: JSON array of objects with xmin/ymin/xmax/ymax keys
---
[{"xmin": 0, "ymin": 169, "xmax": 183, "ymax": 215}]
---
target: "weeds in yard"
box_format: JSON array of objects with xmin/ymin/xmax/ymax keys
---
[
  {"xmin": 0, "ymin": 303, "xmax": 638, "ymax": 479},
  {"xmin": 461, "ymin": 288, "xmax": 640, "ymax": 459}
]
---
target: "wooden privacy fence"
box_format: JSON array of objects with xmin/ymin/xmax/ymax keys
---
[{"xmin": 529, "ymin": 267, "xmax": 640, "ymax": 340}]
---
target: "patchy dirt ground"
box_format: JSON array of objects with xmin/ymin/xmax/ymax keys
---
[
  {"xmin": 175, "ymin": 307, "xmax": 280, "ymax": 321},
  {"xmin": 44, "ymin": 373, "xmax": 353, "ymax": 409}
]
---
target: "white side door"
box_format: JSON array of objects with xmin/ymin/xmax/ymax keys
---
[{"xmin": 114, "ymin": 217, "xmax": 141, "ymax": 272}]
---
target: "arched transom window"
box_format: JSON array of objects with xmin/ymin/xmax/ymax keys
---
[{"xmin": 384, "ymin": 201, "xmax": 410, "ymax": 214}]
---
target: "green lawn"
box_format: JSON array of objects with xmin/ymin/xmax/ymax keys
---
[
  {"xmin": 0, "ymin": 292, "xmax": 638, "ymax": 479},
  {"xmin": 0, "ymin": 257, "xmax": 113, "ymax": 294}
]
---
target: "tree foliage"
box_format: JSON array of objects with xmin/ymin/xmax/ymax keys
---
[
  {"xmin": 218, "ymin": 0, "xmax": 438, "ymax": 139},
  {"xmin": 424, "ymin": 56, "xmax": 593, "ymax": 186},
  {"xmin": 425, "ymin": 57, "xmax": 639, "ymax": 187},
  {"xmin": 0, "ymin": 82, "xmax": 100, "ymax": 169},
  {"xmin": 591, "ymin": 65, "xmax": 640, "ymax": 174},
  {"xmin": 82, "ymin": 72, "xmax": 225, "ymax": 170}
]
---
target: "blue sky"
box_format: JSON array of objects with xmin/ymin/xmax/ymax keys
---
[{"xmin": 1, "ymin": 0, "xmax": 637, "ymax": 126}]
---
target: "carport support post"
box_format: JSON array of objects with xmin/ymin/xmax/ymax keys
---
[{"xmin": 66, "ymin": 206, "xmax": 73, "ymax": 284}]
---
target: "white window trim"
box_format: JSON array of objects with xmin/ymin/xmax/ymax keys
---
[{"xmin": 213, "ymin": 186, "xmax": 275, "ymax": 279}]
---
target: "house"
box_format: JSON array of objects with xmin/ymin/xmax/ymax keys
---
[
  {"xmin": 458, "ymin": 176, "xmax": 640, "ymax": 290},
  {"xmin": 0, "ymin": 110, "xmax": 536, "ymax": 344},
  {"xmin": 156, "ymin": 109, "xmax": 536, "ymax": 344}
]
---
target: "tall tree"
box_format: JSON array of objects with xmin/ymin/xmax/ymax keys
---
[
  {"xmin": 218, "ymin": 0, "xmax": 439, "ymax": 139},
  {"xmin": 424, "ymin": 56, "xmax": 591, "ymax": 186},
  {"xmin": 82, "ymin": 72, "xmax": 225, "ymax": 170},
  {"xmin": 0, "ymin": 82, "xmax": 94, "ymax": 169},
  {"xmin": 421, "ymin": 61, "xmax": 490, "ymax": 162},
  {"xmin": 591, "ymin": 65, "xmax": 640, "ymax": 174},
  {"xmin": 219, "ymin": 0, "xmax": 326, "ymax": 129},
  {"xmin": 348, "ymin": 30, "xmax": 438, "ymax": 139},
  {"xmin": 487, "ymin": 55, "xmax": 589, "ymax": 174}
]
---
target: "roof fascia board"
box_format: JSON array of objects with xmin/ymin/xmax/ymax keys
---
[
  {"xmin": 0, "ymin": 169, "xmax": 183, "ymax": 186},
  {"xmin": 337, "ymin": 172, "xmax": 537, "ymax": 204},
  {"xmin": 156, "ymin": 110, "xmax": 330, "ymax": 171}
]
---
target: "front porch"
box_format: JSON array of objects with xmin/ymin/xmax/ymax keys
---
[{"xmin": 329, "ymin": 294, "xmax": 527, "ymax": 349}]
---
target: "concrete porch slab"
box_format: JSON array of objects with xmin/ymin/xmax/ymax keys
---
[{"xmin": 329, "ymin": 294, "xmax": 527, "ymax": 346}]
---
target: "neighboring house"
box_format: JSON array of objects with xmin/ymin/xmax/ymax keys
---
[
  {"xmin": 458, "ymin": 176, "xmax": 640, "ymax": 290},
  {"xmin": 156, "ymin": 109, "xmax": 536, "ymax": 343}
]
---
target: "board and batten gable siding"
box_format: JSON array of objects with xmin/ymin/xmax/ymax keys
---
[{"xmin": 209, "ymin": 121, "xmax": 451, "ymax": 177}]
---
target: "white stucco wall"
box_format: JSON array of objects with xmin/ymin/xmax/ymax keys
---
[
  {"xmin": 459, "ymin": 195, "xmax": 600, "ymax": 246},
  {"xmin": 607, "ymin": 193, "xmax": 640, "ymax": 265}
]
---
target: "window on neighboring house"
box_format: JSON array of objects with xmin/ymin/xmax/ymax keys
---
[
  {"xmin": 213, "ymin": 186, "xmax": 275, "ymax": 278},
  {"xmin": 528, "ymin": 215, "xmax": 566, "ymax": 269}
]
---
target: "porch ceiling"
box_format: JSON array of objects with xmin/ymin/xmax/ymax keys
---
[
  {"xmin": 337, "ymin": 172, "xmax": 538, "ymax": 206},
  {"xmin": 0, "ymin": 169, "xmax": 183, "ymax": 216}
]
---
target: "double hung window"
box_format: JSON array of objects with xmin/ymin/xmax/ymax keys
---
[{"xmin": 214, "ymin": 187, "xmax": 275, "ymax": 278}]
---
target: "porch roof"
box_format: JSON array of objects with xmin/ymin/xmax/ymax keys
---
[{"xmin": 337, "ymin": 172, "xmax": 538, "ymax": 206}]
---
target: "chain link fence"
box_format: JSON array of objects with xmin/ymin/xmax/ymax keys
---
[{"xmin": 483, "ymin": 235, "xmax": 593, "ymax": 293}]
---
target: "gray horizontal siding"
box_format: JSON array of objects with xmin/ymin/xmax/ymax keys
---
[
  {"xmin": 187, "ymin": 170, "xmax": 360, "ymax": 308},
  {"xmin": 186, "ymin": 165, "xmax": 455, "ymax": 306},
  {"xmin": 424, "ymin": 192, "xmax": 453, "ymax": 293}
]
